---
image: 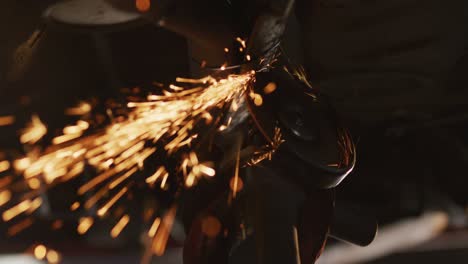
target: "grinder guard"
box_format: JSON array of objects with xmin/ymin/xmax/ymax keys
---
[{"xmin": 248, "ymin": 66, "xmax": 355, "ymax": 190}]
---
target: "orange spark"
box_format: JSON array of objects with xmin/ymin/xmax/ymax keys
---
[
  {"xmin": 97, "ymin": 187, "xmax": 128, "ymax": 217},
  {"xmin": 0, "ymin": 116, "xmax": 15, "ymax": 126},
  {"xmin": 148, "ymin": 217, "xmax": 161, "ymax": 237},
  {"xmin": 27, "ymin": 178, "xmax": 41, "ymax": 190},
  {"xmin": 201, "ymin": 216, "xmax": 222, "ymax": 238},
  {"xmin": 189, "ymin": 152, "xmax": 199, "ymax": 166},
  {"xmin": 26, "ymin": 197, "xmax": 42, "ymax": 214},
  {"xmin": 51, "ymin": 220, "xmax": 63, "ymax": 230},
  {"xmin": 254, "ymin": 95, "xmax": 263, "ymax": 106},
  {"xmin": 20, "ymin": 115, "xmax": 47, "ymax": 144},
  {"xmin": 70, "ymin": 201, "xmax": 80, "ymax": 211},
  {"xmin": 52, "ymin": 133, "xmax": 83, "ymax": 145},
  {"xmin": 63, "ymin": 121, "xmax": 89, "ymax": 135},
  {"xmin": 0, "ymin": 160, "xmax": 10, "ymax": 173},
  {"xmin": 198, "ymin": 164, "xmax": 215, "ymax": 177},
  {"xmin": 136, "ymin": 0, "xmax": 151, "ymax": 12},
  {"xmin": 0, "ymin": 176, "xmax": 12, "ymax": 189},
  {"xmin": 46, "ymin": 250, "xmax": 61, "ymax": 264},
  {"xmin": 1, "ymin": 73, "xmax": 255, "ymax": 256},
  {"xmin": 169, "ymin": 84, "xmax": 184, "ymax": 91},
  {"xmin": 263, "ymin": 82, "xmax": 277, "ymax": 94},
  {"xmin": 231, "ymin": 148, "xmax": 241, "ymax": 198},
  {"xmin": 111, "ymin": 214, "xmax": 130, "ymax": 238},
  {"xmin": 160, "ymin": 173, "xmax": 169, "ymax": 189},
  {"xmin": 34, "ymin": 244, "xmax": 47, "ymax": 260},
  {"xmin": 146, "ymin": 166, "xmax": 167, "ymax": 185},
  {"xmin": 16, "ymin": 73, "xmax": 252, "ymax": 203},
  {"xmin": 109, "ymin": 167, "xmax": 138, "ymax": 189},
  {"xmin": 77, "ymin": 217, "xmax": 94, "ymax": 235},
  {"xmin": 236, "ymin": 37, "xmax": 247, "ymax": 48},
  {"xmin": 185, "ymin": 172, "xmax": 196, "ymax": 187},
  {"xmin": 84, "ymin": 187, "xmax": 108, "ymax": 209},
  {"xmin": 65, "ymin": 101, "xmax": 91, "ymax": 116},
  {"xmin": 152, "ymin": 206, "xmax": 177, "ymax": 256},
  {"xmin": 7, "ymin": 217, "xmax": 33, "ymax": 237},
  {"xmin": 0, "ymin": 190, "xmax": 11, "ymax": 207},
  {"xmin": 3, "ymin": 198, "xmax": 42, "ymax": 222},
  {"xmin": 13, "ymin": 158, "xmax": 31, "ymax": 171}
]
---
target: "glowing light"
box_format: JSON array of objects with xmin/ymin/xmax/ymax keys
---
[
  {"xmin": 0, "ymin": 160, "xmax": 10, "ymax": 173},
  {"xmin": 0, "ymin": 190, "xmax": 12, "ymax": 207},
  {"xmin": 231, "ymin": 149, "xmax": 241, "ymax": 198},
  {"xmin": 111, "ymin": 214, "xmax": 130, "ymax": 238},
  {"xmin": 46, "ymin": 250, "xmax": 61, "ymax": 264},
  {"xmin": 152, "ymin": 206, "xmax": 177, "ymax": 256},
  {"xmin": 160, "ymin": 173, "xmax": 169, "ymax": 189},
  {"xmin": 77, "ymin": 217, "xmax": 94, "ymax": 235},
  {"xmin": 3, "ymin": 199, "xmax": 31, "ymax": 221},
  {"xmin": 51, "ymin": 220, "xmax": 63, "ymax": 230},
  {"xmin": 169, "ymin": 84, "xmax": 184, "ymax": 91},
  {"xmin": 199, "ymin": 164, "xmax": 215, "ymax": 177},
  {"xmin": 20, "ymin": 115, "xmax": 47, "ymax": 144},
  {"xmin": 27, "ymin": 178, "xmax": 41, "ymax": 190},
  {"xmin": 185, "ymin": 172, "xmax": 195, "ymax": 187},
  {"xmin": 247, "ymin": 127, "xmax": 284, "ymax": 166},
  {"xmin": 7, "ymin": 218, "xmax": 33, "ymax": 237},
  {"xmin": 65, "ymin": 101, "xmax": 91, "ymax": 116},
  {"xmin": 146, "ymin": 166, "xmax": 167, "ymax": 185},
  {"xmin": 10, "ymin": 73, "xmax": 252, "ymax": 212},
  {"xmin": 26, "ymin": 197, "xmax": 43, "ymax": 214},
  {"xmin": 236, "ymin": 37, "xmax": 246, "ymax": 48},
  {"xmin": 70, "ymin": 202, "xmax": 80, "ymax": 211},
  {"xmin": 63, "ymin": 121, "xmax": 89, "ymax": 135},
  {"xmin": 97, "ymin": 187, "xmax": 128, "ymax": 217},
  {"xmin": 13, "ymin": 157, "xmax": 31, "ymax": 171},
  {"xmin": 263, "ymin": 82, "xmax": 277, "ymax": 94},
  {"xmin": 201, "ymin": 216, "xmax": 222, "ymax": 238},
  {"xmin": 109, "ymin": 167, "xmax": 137, "ymax": 189},
  {"xmin": 136, "ymin": 0, "xmax": 151, "ymax": 12},
  {"xmin": 0, "ymin": 176, "xmax": 12, "ymax": 189},
  {"xmin": 189, "ymin": 152, "xmax": 199, "ymax": 166},
  {"xmin": 1, "ymin": 73, "xmax": 256, "ymax": 263},
  {"xmin": 34, "ymin": 244, "xmax": 47, "ymax": 260},
  {"xmin": 0, "ymin": 116, "xmax": 15, "ymax": 126},
  {"xmin": 52, "ymin": 133, "xmax": 83, "ymax": 145},
  {"xmin": 148, "ymin": 217, "xmax": 161, "ymax": 237},
  {"xmin": 253, "ymin": 94, "xmax": 263, "ymax": 106}
]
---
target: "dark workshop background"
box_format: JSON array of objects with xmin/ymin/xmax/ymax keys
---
[{"xmin": 1, "ymin": 0, "xmax": 468, "ymax": 263}]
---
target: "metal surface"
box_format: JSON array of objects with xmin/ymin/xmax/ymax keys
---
[{"xmin": 44, "ymin": 0, "xmax": 141, "ymax": 26}]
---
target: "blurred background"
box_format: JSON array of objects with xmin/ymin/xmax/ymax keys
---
[{"xmin": 0, "ymin": 0, "xmax": 468, "ymax": 263}]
